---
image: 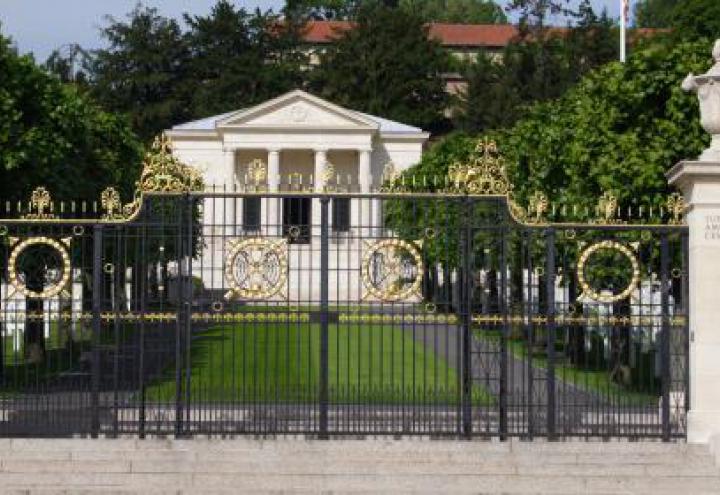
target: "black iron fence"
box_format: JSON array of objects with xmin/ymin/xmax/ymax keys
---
[{"xmin": 0, "ymin": 189, "xmax": 688, "ymax": 439}]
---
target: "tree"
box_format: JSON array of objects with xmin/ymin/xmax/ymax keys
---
[
  {"xmin": 0, "ymin": 29, "xmax": 143, "ymax": 361},
  {"xmin": 184, "ymin": 1, "xmax": 306, "ymax": 119},
  {"xmin": 505, "ymin": 0, "xmax": 574, "ymax": 28},
  {"xmin": 634, "ymin": 0, "xmax": 678, "ymax": 28},
  {"xmin": 89, "ymin": 5, "xmax": 190, "ymax": 141},
  {"xmin": 285, "ymin": 0, "xmax": 361, "ymax": 20},
  {"xmin": 312, "ymin": 2, "xmax": 451, "ymax": 132},
  {"xmin": 43, "ymin": 43, "xmax": 91, "ymax": 88},
  {"xmin": 670, "ymin": 0, "xmax": 720, "ymax": 41},
  {"xmin": 399, "ymin": 0, "xmax": 507, "ymax": 24},
  {"xmin": 457, "ymin": 1, "xmax": 617, "ymax": 133}
]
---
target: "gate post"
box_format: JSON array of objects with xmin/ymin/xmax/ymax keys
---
[
  {"xmin": 460, "ymin": 197, "xmax": 473, "ymax": 438},
  {"xmin": 668, "ymin": 39, "xmax": 720, "ymax": 443},
  {"xmin": 545, "ymin": 228, "xmax": 556, "ymax": 439},
  {"xmin": 319, "ymin": 197, "xmax": 330, "ymax": 438},
  {"xmin": 91, "ymin": 225, "xmax": 103, "ymax": 438}
]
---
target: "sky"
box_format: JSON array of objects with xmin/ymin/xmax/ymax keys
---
[{"xmin": 0, "ymin": 0, "xmax": 625, "ymax": 62}]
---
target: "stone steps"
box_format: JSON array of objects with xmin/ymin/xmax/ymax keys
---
[{"xmin": 0, "ymin": 438, "xmax": 717, "ymax": 494}]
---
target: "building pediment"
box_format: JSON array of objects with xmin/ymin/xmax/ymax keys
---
[{"xmin": 216, "ymin": 90, "xmax": 378, "ymax": 131}]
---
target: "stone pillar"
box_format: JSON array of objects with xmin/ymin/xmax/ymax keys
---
[
  {"xmin": 667, "ymin": 39, "xmax": 720, "ymax": 443},
  {"xmin": 267, "ymin": 148, "xmax": 281, "ymax": 236},
  {"xmin": 668, "ymin": 162, "xmax": 720, "ymax": 443}
]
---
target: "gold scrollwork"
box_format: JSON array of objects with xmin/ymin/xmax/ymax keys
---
[
  {"xmin": 6, "ymin": 236, "xmax": 72, "ymax": 299},
  {"xmin": 224, "ymin": 237, "xmax": 289, "ymax": 301},
  {"xmin": 361, "ymin": 239, "xmax": 424, "ymax": 302},
  {"xmin": 577, "ymin": 240, "xmax": 640, "ymax": 304},
  {"xmin": 446, "ymin": 138, "xmax": 511, "ymax": 196},
  {"xmin": 138, "ymin": 134, "xmax": 204, "ymax": 194}
]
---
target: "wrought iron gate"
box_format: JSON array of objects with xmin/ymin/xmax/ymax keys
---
[{"xmin": 0, "ymin": 139, "xmax": 688, "ymax": 439}]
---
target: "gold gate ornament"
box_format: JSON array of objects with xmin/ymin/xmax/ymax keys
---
[
  {"xmin": 576, "ymin": 240, "xmax": 641, "ymax": 304},
  {"xmin": 361, "ymin": 239, "xmax": 424, "ymax": 302},
  {"xmin": 6, "ymin": 236, "xmax": 72, "ymax": 299},
  {"xmin": 224, "ymin": 237, "xmax": 289, "ymax": 301}
]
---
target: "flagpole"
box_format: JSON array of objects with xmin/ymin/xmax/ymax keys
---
[{"xmin": 620, "ymin": 0, "xmax": 627, "ymax": 63}]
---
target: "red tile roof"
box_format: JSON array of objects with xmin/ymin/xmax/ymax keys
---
[
  {"xmin": 301, "ymin": 21, "xmax": 518, "ymax": 47},
  {"xmin": 300, "ymin": 21, "xmax": 665, "ymax": 48},
  {"xmin": 427, "ymin": 23, "xmax": 519, "ymax": 47}
]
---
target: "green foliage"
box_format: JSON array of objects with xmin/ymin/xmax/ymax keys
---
[
  {"xmin": 634, "ymin": 0, "xmax": 679, "ymax": 28},
  {"xmin": 0, "ymin": 30, "xmax": 142, "ymax": 200},
  {"xmin": 670, "ymin": 0, "xmax": 720, "ymax": 41},
  {"xmin": 312, "ymin": 2, "xmax": 451, "ymax": 132},
  {"xmin": 183, "ymin": 1, "xmax": 307, "ymax": 119},
  {"xmin": 399, "ymin": 0, "xmax": 507, "ymax": 23},
  {"xmin": 501, "ymin": 39, "xmax": 709, "ymax": 210}
]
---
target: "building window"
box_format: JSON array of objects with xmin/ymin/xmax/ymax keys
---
[
  {"xmin": 243, "ymin": 197, "xmax": 261, "ymax": 231},
  {"xmin": 283, "ymin": 197, "xmax": 311, "ymax": 244},
  {"xmin": 332, "ymin": 198, "xmax": 351, "ymax": 232}
]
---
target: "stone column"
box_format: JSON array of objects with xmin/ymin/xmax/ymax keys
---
[
  {"xmin": 314, "ymin": 148, "xmax": 328, "ymax": 191},
  {"xmin": 312, "ymin": 148, "xmax": 327, "ymax": 237},
  {"xmin": 223, "ymin": 148, "xmax": 236, "ymax": 236},
  {"xmin": 358, "ymin": 148, "xmax": 372, "ymax": 235},
  {"xmin": 667, "ymin": 39, "xmax": 720, "ymax": 444},
  {"xmin": 267, "ymin": 148, "xmax": 281, "ymax": 236}
]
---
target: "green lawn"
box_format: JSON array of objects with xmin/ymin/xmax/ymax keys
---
[
  {"xmin": 147, "ymin": 322, "xmax": 492, "ymax": 405},
  {"xmin": 477, "ymin": 330, "xmax": 659, "ymax": 406}
]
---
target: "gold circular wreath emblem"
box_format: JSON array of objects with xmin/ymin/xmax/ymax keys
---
[
  {"xmin": 8, "ymin": 236, "xmax": 72, "ymax": 299},
  {"xmin": 224, "ymin": 238, "xmax": 288, "ymax": 301},
  {"xmin": 577, "ymin": 240, "xmax": 640, "ymax": 304},
  {"xmin": 361, "ymin": 239, "xmax": 424, "ymax": 302}
]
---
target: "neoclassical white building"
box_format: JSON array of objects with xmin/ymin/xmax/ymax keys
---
[{"xmin": 166, "ymin": 90, "xmax": 429, "ymax": 301}]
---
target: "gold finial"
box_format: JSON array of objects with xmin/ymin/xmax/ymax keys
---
[
  {"xmin": 100, "ymin": 187, "xmax": 123, "ymax": 220},
  {"xmin": 321, "ymin": 162, "xmax": 336, "ymax": 190},
  {"xmin": 595, "ymin": 191, "xmax": 620, "ymax": 224},
  {"xmin": 22, "ymin": 187, "xmax": 55, "ymax": 219},
  {"xmin": 152, "ymin": 133, "xmax": 173, "ymax": 154},
  {"xmin": 667, "ymin": 192, "xmax": 686, "ymax": 225},
  {"xmin": 528, "ymin": 191, "xmax": 549, "ymax": 223},
  {"xmin": 248, "ymin": 159, "xmax": 267, "ymax": 186}
]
